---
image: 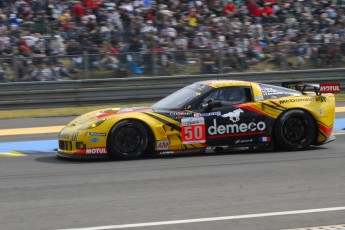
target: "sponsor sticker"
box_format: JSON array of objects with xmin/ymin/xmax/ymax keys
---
[
  {"xmin": 85, "ymin": 132, "xmax": 106, "ymax": 136},
  {"xmin": 205, "ymin": 146, "xmax": 229, "ymax": 153},
  {"xmin": 197, "ymin": 84, "xmax": 206, "ymax": 91},
  {"xmin": 259, "ymin": 136, "xmax": 271, "ymax": 142},
  {"xmin": 170, "ymin": 111, "xmax": 193, "ymax": 118},
  {"xmin": 159, "ymin": 151, "xmax": 175, "ymax": 155},
  {"xmin": 181, "ymin": 117, "xmax": 206, "ymax": 144},
  {"xmin": 221, "ymin": 108, "xmax": 244, "ymax": 123},
  {"xmin": 59, "ymin": 132, "xmax": 70, "ymax": 140},
  {"xmin": 90, "ymin": 138, "xmax": 100, "ymax": 143},
  {"xmin": 280, "ymin": 97, "xmax": 326, "ymax": 104},
  {"xmin": 120, "ymin": 108, "xmax": 135, "ymax": 112},
  {"xmin": 95, "ymin": 112, "xmax": 111, "ymax": 119},
  {"xmin": 71, "ymin": 132, "xmax": 78, "ymax": 141},
  {"xmin": 261, "ymin": 87, "xmax": 286, "ymax": 96},
  {"xmin": 156, "ymin": 140, "xmax": 169, "ymax": 150},
  {"xmin": 160, "ymin": 149, "xmax": 202, "ymax": 155},
  {"xmin": 211, "ymin": 81, "xmax": 229, "ymax": 88},
  {"xmin": 208, "ymin": 108, "xmax": 266, "ymax": 137},
  {"xmin": 235, "ymin": 139, "xmax": 253, "ymax": 144},
  {"xmin": 320, "ymin": 83, "xmax": 340, "ymax": 93},
  {"xmin": 316, "ymin": 96, "xmax": 327, "ymax": 102},
  {"xmin": 279, "ymin": 98, "xmax": 315, "ymax": 104},
  {"xmin": 194, "ymin": 111, "xmax": 221, "ymax": 117},
  {"xmin": 208, "ymin": 120, "xmax": 266, "ymax": 136},
  {"xmin": 85, "ymin": 147, "xmax": 107, "ymax": 154},
  {"xmin": 76, "ymin": 148, "xmax": 107, "ymax": 155},
  {"xmin": 255, "ymin": 96, "xmax": 264, "ymax": 100}
]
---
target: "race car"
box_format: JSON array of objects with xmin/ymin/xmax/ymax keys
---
[{"xmin": 57, "ymin": 80, "xmax": 338, "ymax": 159}]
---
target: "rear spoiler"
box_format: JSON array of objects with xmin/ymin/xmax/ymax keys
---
[{"xmin": 282, "ymin": 82, "xmax": 340, "ymax": 95}]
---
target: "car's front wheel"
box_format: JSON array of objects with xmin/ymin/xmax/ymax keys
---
[
  {"xmin": 107, "ymin": 120, "xmax": 152, "ymax": 160},
  {"xmin": 274, "ymin": 109, "xmax": 316, "ymax": 150}
]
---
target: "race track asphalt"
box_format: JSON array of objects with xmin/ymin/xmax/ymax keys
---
[
  {"xmin": 1, "ymin": 105, "xmax": 345, "ymax": 230},
  {"xmin": 1, "ymin": 140, "xmax": 345, "ymax": 230}
]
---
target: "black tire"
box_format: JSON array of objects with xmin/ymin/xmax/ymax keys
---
[
  {"xmin": 107, "ymin": 120, "xmax": 151, "ymax": 160},
  {"xmin": 273, "ymin": 109, "xmax": 316, "ymax": 150}
]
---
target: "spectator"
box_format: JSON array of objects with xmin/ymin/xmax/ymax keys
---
[
  {"xmin": 52, "ymin": 62, "xmax": 75, "ymax": 80},
  {"xmin": 140, "ymin": 20, "xmax": 157, "ymax": 34},
  {"xmin": 22, "ymin": 60, "xmax": 38, "ymax": 81},
  {"xmin": 8, "ymin": 13, "xmax": 22, "ymax": 26},
  {"xmin": 174, "ymin": 32, "xmax": 188, "ymax": 64},
  {"xmin": 40, "ymin": 63, "xmax": 53, "ymax": 81},
  {"xmin": 49, "ymin": 35, "xmax": 66, "ymax": 56},
  {"xmin": 192, "ymin": 32, "xmax": 210, "ymax": 49},
  {"xmin": 100, "ymin": 52, "xmax": 119, "ymax": 71},
  {"xmin": 201, "ymin": 52, "xmax": 216, "ymax": 74},
  {"xmin": 0, "ymin": 62, "xmax": 10, "ymax": 82},
  {"xmin": 2, "ymin": 43, "xmax": 14, "ymax": 58},
  {"xmin": 247, "ymin": 0, "xmax": 262, "ymax": 19},
  {"xmin": 262, "ymin": 3, "xmax": 276, "ymax": 23},
  {"xmin": 87, "ymin": 44, "xmax": 101, "ymax": 69},
  {"xmin": 308, "ymin": 44, "xmax": 319, "ymax": 68},
  {"xmin": 224, "ymin": 1, "xmax": 236, "ymax": 17},
  {"xmin": 72, "ymin": 1, "xmax": 86, "ymax": 25}
]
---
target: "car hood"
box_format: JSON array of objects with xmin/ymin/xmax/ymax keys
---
[{"xmin": 67, "ymin": 107, "xmax": 153, "ymax": 126}]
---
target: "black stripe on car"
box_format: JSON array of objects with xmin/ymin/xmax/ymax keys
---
[{"xmin": 143, "ymin": 112, "xmax": 181, "ymax": 132}]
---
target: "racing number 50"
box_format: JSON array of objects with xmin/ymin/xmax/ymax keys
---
[
  {"xmin": 183, "ymin": 126, "xmax": 203, "ymax": 141},
  {"xmin": 181, "ymin": 117, "xmax": 206, "ymax": 144}
]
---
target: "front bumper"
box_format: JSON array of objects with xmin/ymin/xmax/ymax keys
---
[
  {"xmin": 57, "ymin": 127, "xmax": 109, "ymax": 160},
  {"xmin": 57, "ymin": 150, "xmax": 109, "ymax": 160}
]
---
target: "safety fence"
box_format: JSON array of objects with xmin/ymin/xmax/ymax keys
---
[
  {"xmin": 0, "ymin": 68, "xmax": 344, "ymax": 110},
  {"xmin": 0, "ymin": 42, "xmax": 345, "ymax": 83}
]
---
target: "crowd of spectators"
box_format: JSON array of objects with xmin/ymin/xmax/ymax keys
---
[{"xmin": 1, "ymin": 0, "xmax": 345, "ymax": 82}]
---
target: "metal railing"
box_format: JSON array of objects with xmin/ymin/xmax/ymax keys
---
[{"xmin": 0, "ymin": 68, "xmax": 344, "ymax": 110}]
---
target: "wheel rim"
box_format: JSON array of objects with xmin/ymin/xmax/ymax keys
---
[
  {"xmin": 282, "ymin": 116, "xmax": 307, "ymax": 143},
  {"xmin": 113, "ymin": 125, "xmax": 143, "ymax": 156}
]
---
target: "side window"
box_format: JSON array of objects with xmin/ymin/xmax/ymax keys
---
[
  {"xmin": 212, "ymin": 87, "xmax": 248, "ymax": 104},
  {"xmin": 188, "ymin": 86, "xmax": 253, "ymax": 110}
]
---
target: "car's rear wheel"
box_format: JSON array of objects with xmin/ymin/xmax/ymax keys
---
[
  {"xmin": 274, "ymin": 109, "xmax": 316, "ymax": 150},
  {"xmin": 107, "ymin": 120, "xmax": 152, "ymax": 160}
]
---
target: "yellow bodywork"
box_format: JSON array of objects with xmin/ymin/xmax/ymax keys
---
[{"xmin": 58, "ymin": 80, "xmax": 336, "ymax": 157}]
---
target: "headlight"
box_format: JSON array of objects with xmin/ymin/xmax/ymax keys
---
[{"xmin": 79, "ymin": 119, "xmax": 106, "ymax": 130}]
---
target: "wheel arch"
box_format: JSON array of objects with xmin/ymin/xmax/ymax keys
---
[
  {"xmin": 272, "ymin": 108, "xmax": 318, "ymax": 145},
  {"xmin": 106, "ymin": 118, "xmax": 156, "ymax": 152}
]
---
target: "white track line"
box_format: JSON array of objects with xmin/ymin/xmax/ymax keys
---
[
  {"xmin": 58, "ymin": 206, "xmax": 345, "ymax": 230},
  {"xmin": 283, "ymin": 224, "xmax": 345, "ymax": 230}
]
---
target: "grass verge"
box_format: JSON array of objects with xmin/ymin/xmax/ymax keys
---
[
  {"xmin": 335, "ymin": 94, "xmax": 345, "ymax": 102},
  {"xmin": 0, "ymin": 103, "xmax": 153, "ymax": 120},
  {"xmin": 0, "ymin": 94, "xmax": 344, "ymax": 120}
]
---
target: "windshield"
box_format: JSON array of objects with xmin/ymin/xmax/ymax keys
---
[{"xmin": 152, "ymin": 83, "xmax": 213, "ymax": 110}]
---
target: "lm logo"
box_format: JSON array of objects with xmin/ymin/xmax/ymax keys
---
[{"xmin": 221, "ymin": 108, "xmax": 244, "ymax": 123}]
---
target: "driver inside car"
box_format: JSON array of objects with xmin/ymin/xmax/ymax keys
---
[{"xmin": 218, "ymin": 88, "xmax": 245, "ymax": 104}]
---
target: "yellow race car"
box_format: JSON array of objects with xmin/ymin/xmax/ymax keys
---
[{"xmin": 57, "ymin": 80, "xmax": 337, "ymax": 160}]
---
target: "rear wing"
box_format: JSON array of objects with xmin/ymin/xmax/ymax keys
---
[{"xmin": 282, "ymin": 82, "xmax": 340, "ymax": 95}]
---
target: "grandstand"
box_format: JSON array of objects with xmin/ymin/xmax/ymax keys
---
[{"xmin": 0, "ymin": 0, "xmax": 344, "ymax": 82}]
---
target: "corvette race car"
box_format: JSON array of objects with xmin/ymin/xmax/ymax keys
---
[{"xmin": 57, "ymin": 80, "xmax": 338, "ymax": 159}]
